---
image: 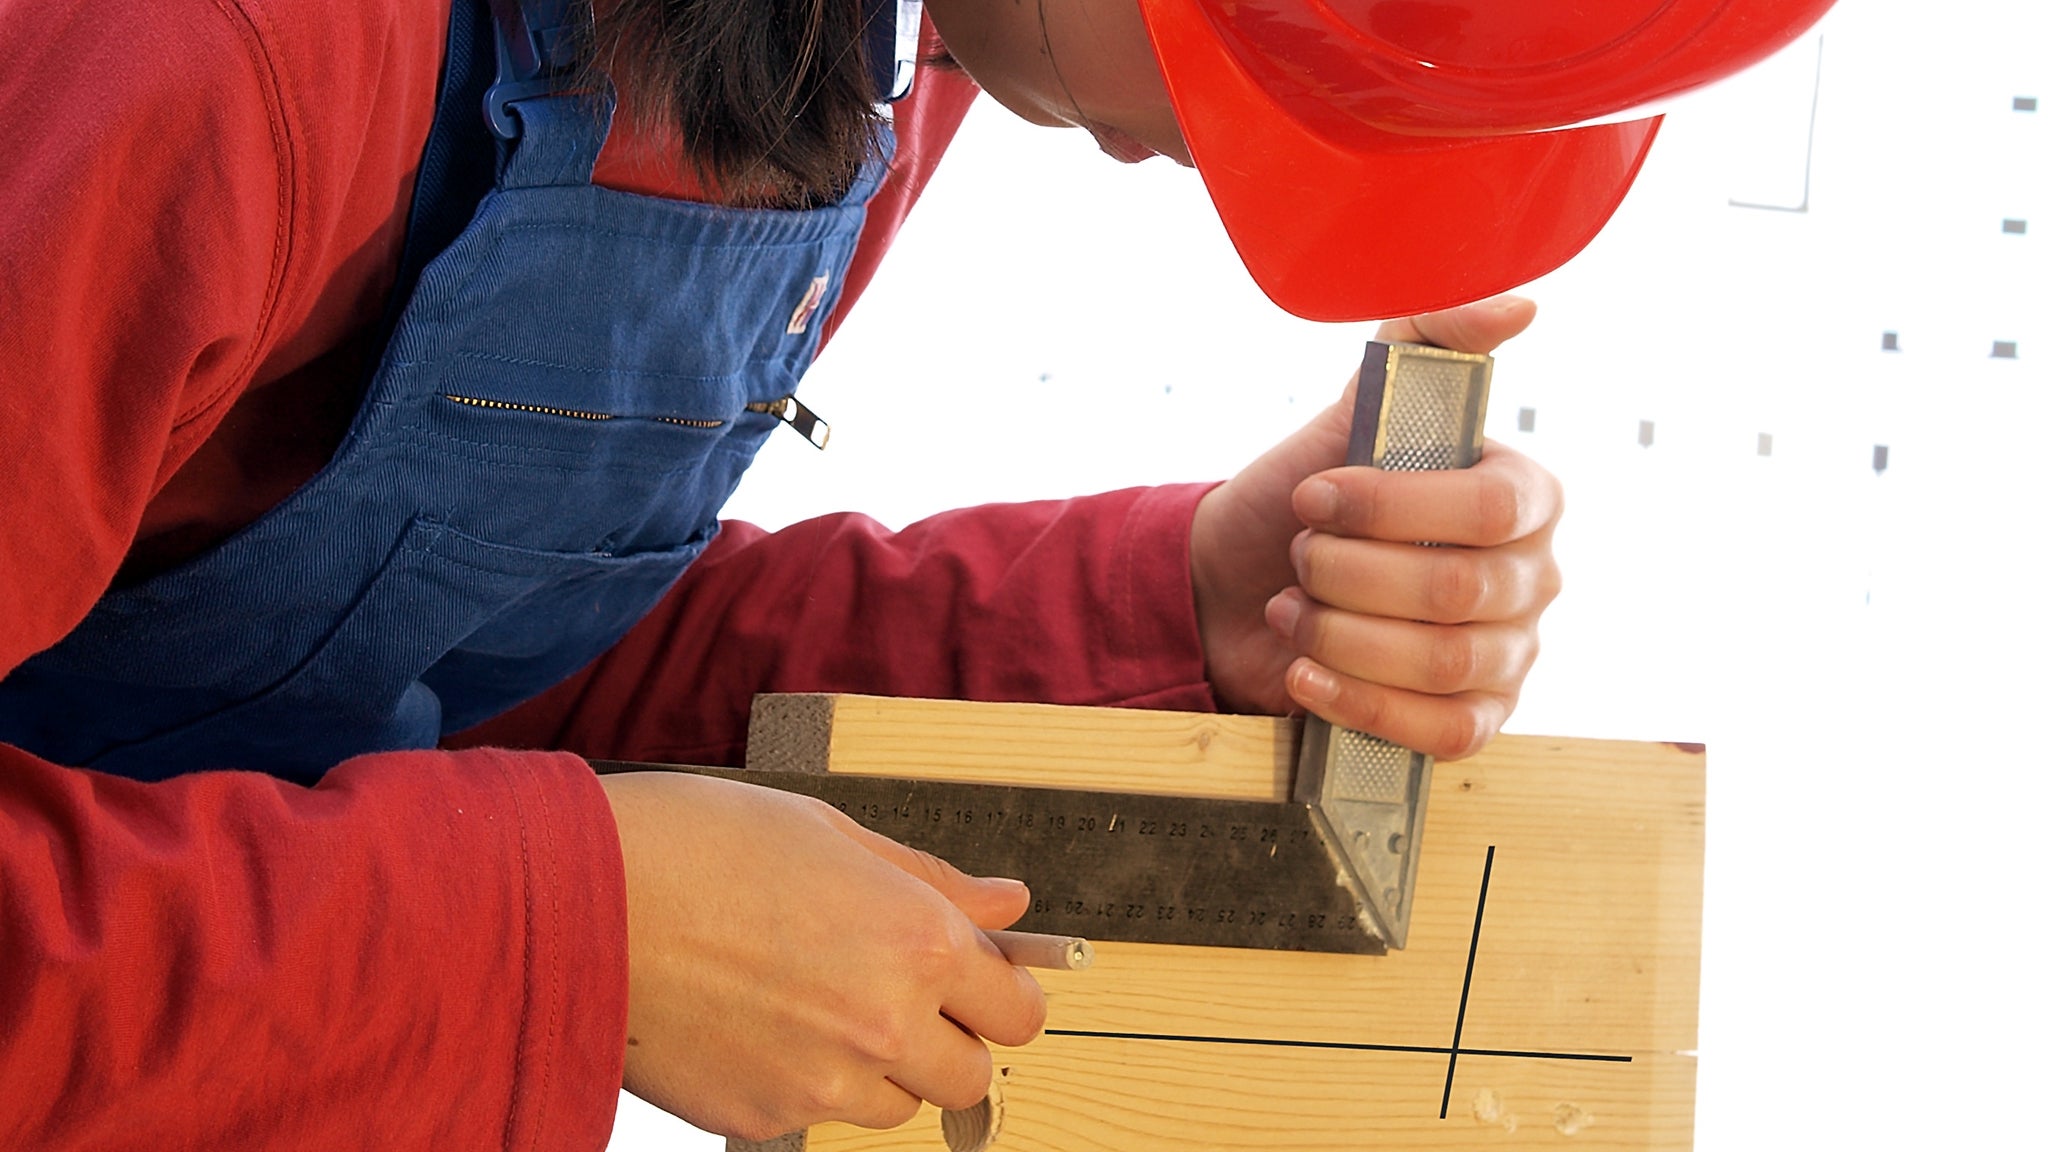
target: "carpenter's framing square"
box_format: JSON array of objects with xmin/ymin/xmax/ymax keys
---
[{"xmin": 614, "ymin": 341, "xmax": 1492, "ymax": 955}]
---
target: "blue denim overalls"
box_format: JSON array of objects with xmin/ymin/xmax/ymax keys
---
[{"xmin": 0, "ymin": 0, "xmax": 883, "ymax": 783}]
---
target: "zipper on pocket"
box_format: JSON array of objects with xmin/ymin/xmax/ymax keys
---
[
  {"xmin": 747, "ymin": 395, "xmax": 831, "ymax": 450},
  {"xmin": 443, "ymin": 392, "xmax": 827, "ymax": 448},
  {"xmin": 445, "ymin": 393, "xmax": 726, "ymax": 429},
  {"xmin": 443, "ymin": 394, "xmax": 617, "ymax": 422}
]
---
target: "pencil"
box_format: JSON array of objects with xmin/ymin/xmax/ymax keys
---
[{"xmin": 986, "ymin": 930, "xmax": 1094, "ymax": 971}]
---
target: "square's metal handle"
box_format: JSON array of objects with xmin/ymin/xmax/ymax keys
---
[{"xmin": 1297, "ymin": 341, "xmax": 1492, "ymax": 951}]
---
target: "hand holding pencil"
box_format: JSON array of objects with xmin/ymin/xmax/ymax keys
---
[{"xmin": 987, "ymin": 930, "xmax": 1094, "ymax": 971}]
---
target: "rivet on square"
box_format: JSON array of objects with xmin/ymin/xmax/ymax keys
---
[
  {"xmin": 2015, "ymin": 96, "xmax": 2039, "ymax": 112},
  {"xmin": 1992, "ymin": 341, "xmax": 2018, "ymax": 359},
  {"xmin": 1881, "ymin": 330, "xmax": 1899, "ymax": 352},
  {"xmin": 2002, "ymin": 219, "xmax": 2028, "ymax": 235},
  {"xmin": 1517, "ymin": 407, "xmax": 1536, "ymax": 433}
]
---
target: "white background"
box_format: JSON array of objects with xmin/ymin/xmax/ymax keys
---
[{"xmin": 612, "ymin": 1, "xmax": 2046, "ymax": 1147}]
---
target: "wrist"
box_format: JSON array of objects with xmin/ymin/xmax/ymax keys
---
[{"xmin": 1189, "ymin": 482, "xmax": 1278, "ymax": 714}]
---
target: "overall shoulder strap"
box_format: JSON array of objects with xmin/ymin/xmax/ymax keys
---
[
  {"xmin": 383, "ymin": 0, "xmax": 611, "ymax": 336},
  {"xmin": 487, "ymin": 0, "xmax": 615, "ymax": 189},
  {"xmin": 382, "ymin": 0, "xmax": 500, "ymax": 337}
]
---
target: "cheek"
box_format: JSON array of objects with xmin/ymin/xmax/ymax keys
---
[
  {"xmin": 1058, "ymin": 4, "xmax": 1170, "ymax": 111},
  {"xmin": 1051, "ymin": 4, "xmax": 1190, "ymax": 150},
  {"xmin": 923, "ymin": 0, "xmax": 1062, "ymax": 116},
  {"xmin": 927, "ymin": 0, "xmax": 1189, "ymax": 159}
]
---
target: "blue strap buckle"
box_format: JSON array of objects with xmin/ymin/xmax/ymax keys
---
[
  {"xmin": 484, "ymin": 0, "xmax": 584, "ymax": 140},
  {"xmin": 862, "ymin": 0, "xmax": 923, "ymax": 102}
]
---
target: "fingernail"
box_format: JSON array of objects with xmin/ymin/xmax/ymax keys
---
[
  {"xmin": 1290, "ymin": 529, "xmax": 1312, "ymax": 572},
  {"xmin": 986, "ymin": 877, "xmax": 1029, "ymax": 895},
  {"xmin": 1297, "ymin": 479, "xmax": 1339, "ymax": 525},
  {"xmin": 1266, "ymin": 593, "xmax": 1302, "ymax": 639},
  {"xmin": 1293, "ymin": 664, "xmax": 1339, "ymax": 705}
]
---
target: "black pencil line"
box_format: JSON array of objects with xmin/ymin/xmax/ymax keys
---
[
  {"xmin": 1441, "ymin": 845, "xmax": 1497, "ymax": 1119},
  {"xmin": 1050, "ymin": 842, "xmax": 1645, "ymax": 1127},
  {"xmin": 1048, "ymin": 1030, "xmax": 1445, "ymax": 1054},
  {"xmin": 1043, "ymin": 1028, "xmax": 1630, "ymax": 1063},
  {"xmin": 1459, "ymin": 1047, "xmax": 1632, "ymax": 1063}
]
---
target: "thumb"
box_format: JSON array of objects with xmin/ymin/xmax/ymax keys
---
[
  {"xmin": 841, "ymin": 818, "xmax": 1032, "ymax": 930},
  {"xmin": 1375, "ymin": 293, "xmax": 1537, "ymax": 355},
  {"xmin": 1309, "ymin": 295, "xmax": 1536, "ymax": 462}
]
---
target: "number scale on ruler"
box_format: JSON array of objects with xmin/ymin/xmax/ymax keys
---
[{"xmin": 664, "ymin": 767, "xmax": 1384, "ymax": 954}]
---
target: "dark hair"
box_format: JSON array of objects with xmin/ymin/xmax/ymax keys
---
[{"xmin": 589, "ymin": 0, "xmax": 886, "ymax": 208}]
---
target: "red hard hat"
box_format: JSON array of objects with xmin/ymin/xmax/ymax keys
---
[{"xmin": 1137, "ymin": 0, "xmax": 1837, "ymax": 320}]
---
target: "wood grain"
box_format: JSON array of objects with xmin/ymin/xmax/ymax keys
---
[
  {"xmin": 747, "ymin": 695, "xmax": 1299, "ymax": 801},
  {"xmin": 731, "ymin": 695, "xmax": 1703, "ymax": 1151},
  {"xmin": 808, "ymin": 1047, "xmax": 1696, "ymax": 1151}
]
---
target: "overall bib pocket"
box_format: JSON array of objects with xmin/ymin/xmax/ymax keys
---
[{"xmin": 84, "ymin": 516, "xmax": 706, "ymax": 783}]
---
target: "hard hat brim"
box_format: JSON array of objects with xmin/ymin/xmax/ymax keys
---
[{"xmin": 1141, "ymin": 0, "xmax": 1664, "ymax": 322}]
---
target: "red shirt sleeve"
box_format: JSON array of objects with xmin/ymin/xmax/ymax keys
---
[
  {"xmin": 0, "ymin": 744, "xmax": 626, "ymax": 1150},
  {"xmin": 0, "ymin": 0, "xmax": 288, "ymax": 661},
  {"xmin": 450, "ymin": 485, "xmax": 1223, "ymax": 767},
  {"xmin": 1, "ymin": 3, "xmax": 628, "ymax": 1145}
]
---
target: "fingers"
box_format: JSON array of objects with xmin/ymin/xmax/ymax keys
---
[
  {"xmin": 1266, "ymin": 430, "xmax": 1562, "ymax": 762},
  {"xmin": 840, "ymin": 922, "xmax": 1036, "ymax": 1120},
  {"xmin": 1266, "ymin": 585, "xmax": 1535, "ymax": 758},
  {"xmin": 883, "ymin": 1016, "xmax": 997, "ymax": 1116},
  {"xmin": 833, "ymin": 1078, "xmax": 929, "ymax": 1132},
  {"xmin": 1293, "ymin": 439, "xmax": 1563, "ymax": 549},
  {"xmin": 1284, "ymin": 656, "xmax": 1512, "ymax": 761},
  {"xmin": 1191, "ymin": 294, "xmax": 1548, "ymax": 757},
  {"xmin": 838, "ymin": 811, "xmax": 1050, "ymax": 1039},
  {"xmin": 936, "ymin": 930, "xmax": 1049, "ymax": 1050},
  {"xmin": 780, "ymin": 816, "xmax": 1043, "ymax": 1128},
  {"xmin": 1283, "ymin": 533, "xmax": 1558, "ymax": 625},
  {"xmin": 781, "ymin": 905, "xmax": 1039, "ymax": 1128},
  {"xmin": 1373, "ymin": 294, "xmax": 1537, "ymax": 354},
  {"xmin": 1267, "ymin": 589, "xmax": 1538, "ymax": 696},
  {"xmin": 838, "ymin": 817, "xmax": 1033, "ymax": 931}
]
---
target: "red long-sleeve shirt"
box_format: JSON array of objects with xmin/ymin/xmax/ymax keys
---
[{"xmin": 0, "ymin": 1, "xmax": 1214, "ymax": 1147}]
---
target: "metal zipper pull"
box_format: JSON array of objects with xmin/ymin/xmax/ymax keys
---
[{"xmin": 748, "ymin": 395, "xmax": 831, "ymax": 449}]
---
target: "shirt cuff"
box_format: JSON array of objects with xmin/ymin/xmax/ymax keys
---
[{"xmin": 1105, "ymin": 481, "xmax": 1222, "ymax": 712}]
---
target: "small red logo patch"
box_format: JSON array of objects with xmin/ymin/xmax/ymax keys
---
[{"xmin": 786, "ymin": 274, "xmax": 831, "ymax": 335}]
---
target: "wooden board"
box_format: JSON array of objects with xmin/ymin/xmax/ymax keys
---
[
  {"xmin": 813, "ymin": 1050, "xmax": 1697, "ymax": 1151},
  {"xmin": 736, "ymin": 695, "xmax": 1704, "ymax": 1151}
]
